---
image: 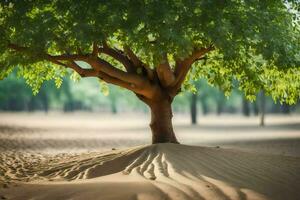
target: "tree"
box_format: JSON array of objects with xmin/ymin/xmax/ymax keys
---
[
  {"xmin": 0, "ymin": 1, "xmax": 299, "ymax": 143},
  {"xmin": 0, "ymin": 72, "xmax": 31, "ymax": 110},
  {"xmin": 242, "ymin": 97, "xmax": 250, "ymax": 116},
  {"xmin": 190, "ymin": 93, "xmax": 197, "ymax": 124},
  {"xmin": 259, "ymin": 91, "xmax": 266, "ymax": 126}
]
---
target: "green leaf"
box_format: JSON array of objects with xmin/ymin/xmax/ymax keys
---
[{"xmin": 99, "ymin": 80, "xmax": 109, "ymax": 96}]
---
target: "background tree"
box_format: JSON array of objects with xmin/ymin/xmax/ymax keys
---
[
  {"xmin": 0, "ymin": 1, "xmax": 299, "ymax": 143},
  {"xmin": 0, "ymin": 72, "xmax": 31, "ymax": 111},
  {"xmin": 190, "ymin": 92, "xmax": 198, "ymax": 124},
  {"xmin": 259, "ymin": 91, "xmax": 266, "ymax": 126},
  {"xmin": 242, "ymin": 97, "xmax": 250, "ymax": 117}
]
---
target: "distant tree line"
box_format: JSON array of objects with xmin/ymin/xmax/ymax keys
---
[
  {"xmin": 0, "ymin": 74, "xmax": 299, "ymax": 120},
  {"xmin": 0, "ymin": 72, "xmax": 86, "ymax": 112},
  {"xmin": 186, "ymin": 80, "xmax": 300, "ymax": 125},
  {"xmin": 0, "ymin": 72, "xmax": 146, "ymax": 113}
]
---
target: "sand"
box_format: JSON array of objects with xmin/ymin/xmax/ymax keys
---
[
  {"xmin": 1, "ymin": 113, "xmax": 300, "ymax": 199},
  {"xmin": 0, "ymin": 144, "xmax": 300, "ymax": 200},
  {"xmin": 1, "ymin": 112, "xmax": 300, "ymax": 155}
]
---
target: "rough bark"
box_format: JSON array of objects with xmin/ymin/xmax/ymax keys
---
[{"xmin": 148, "ymin": 97, "xmax": 179, "ymax": 144}]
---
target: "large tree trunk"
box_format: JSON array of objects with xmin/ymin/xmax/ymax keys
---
[{"xmin": 148, "ymin": 98, "xmax": 179, "ymax": 144}]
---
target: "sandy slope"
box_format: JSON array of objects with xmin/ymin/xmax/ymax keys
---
[{"xmin": 1, "ymin": 144, "xmax": 300, "ymax": 200}]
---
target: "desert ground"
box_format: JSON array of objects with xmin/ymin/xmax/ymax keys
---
[{"xmin": 0, "ymin": 112, "xmax": 300, "ymax": 200}]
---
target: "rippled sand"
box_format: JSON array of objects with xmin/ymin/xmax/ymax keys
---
[
  {"xmin": 1, "ymin": 144, "xmax": 300, "ymax": 200},
  {"xmin": 0, "ymin": 113, "xmax": 300, "ymax": 199}
]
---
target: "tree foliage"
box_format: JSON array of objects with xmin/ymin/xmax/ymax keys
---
[{"xmin": 0, "ymin": 0, "xmax": 299, "ymax": 103}]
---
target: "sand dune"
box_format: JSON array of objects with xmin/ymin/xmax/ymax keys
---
[{"xmin": 1, "ymin": 144, "xmax": 300, "ymax": 200}]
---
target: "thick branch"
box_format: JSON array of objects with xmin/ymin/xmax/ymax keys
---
[
  {"xmin": 7, "ymin": 42, "xmax": 157, "ymax": 99},
  {"xmin": 49, "ymin": 49, "xmax": 145, "ymax": 87},
  {"xmin": 124, "ymin": 45, "xmax": 154, "ymax": 80},
  {"xmin": 156, "ymin": 55, "xmax": 175, "ymax": 88},
  {"xmin": 92, "ymin": 42, "xmax": 99, "ymax": 57},
  {"xmin": 87, "ymin": 58, "xmax": 149, "ymax": 86},
  {"xmin": 46, "ymin": 56, "xmax": 97, "ymax": 78},
  {"xmin": 67, "ymin": 61, "xmax": 98, "ymax": 77},
  {"xmin": 124, "ymin": 45, "xmax": 143, "ymax": 67},
  {"xmin": 51, "ymin": 56, "xmax": 157, "ymax": 99},
  {"xmin": 170, "ymin": 46, "xmax": 214, "ymax": 96},
  {"xmin": 100, "ymin": 42, "xmax": 134, "ymax": 73},
  {"xmin": 97, "ymin": 70, "xmax": 158, "ymax": 99}
]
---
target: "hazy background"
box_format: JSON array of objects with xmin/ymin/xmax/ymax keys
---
[{"xmin": 1, "ymin": 72, "xmax": 300, "ymax": 156}]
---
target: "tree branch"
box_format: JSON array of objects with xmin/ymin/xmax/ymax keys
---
[
  {"xmin": 124, "ymin": 45, "xmax": 143, "ymax": 67},
  {"xmin": 8, "ymin": 43, "xmax": 28, "ymax": 52},
  {"xmin": 124, "ymin": 45, "xmax": 154, "ymax": 80},
  {"xmin": 48, "ymin": 54, "xmax": 88, "ymax": 61},
  {"xmin": 97, "ymin": 70, "xmax": 157, "ymax": 99},
  {"xmin": 156, "ymin": 55, "xmax": 175, "ymax": 88},
  {"xmin": 170, "ymin": 46, "xmax": 214, "ymax": 96},
  {"xmin": 67, "ymin": 61, "xmax": 98, "ymax": 77},
  {"xmin": 100, "ymin": 42, "xmax": 135, "ymax": 73},
  {"xmin": 8, "ymin": 43, "xmax": 96, "ymax": 77},
  {"xmin": 7, "ymin": 42, "xmax": 157, "ymax": 99},
  {"xmin": 46, "ymin": 56, "xmax": 97, "ymax": 77},
  {"xmin": 92, "ymin": 41, "xmax": 99, "ymax": 57},
  {"xmin": 87, "ymin": 57, "xmax": 149, "ymax": 86}
]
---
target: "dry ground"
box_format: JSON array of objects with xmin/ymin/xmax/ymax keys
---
[
  {"xmin": 0, "ymin": 112, "xmax": 300, "ymax": 200},
  {"xmin": 0, "ymin": 112, "xmax": 299, "ymax": 156}
]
